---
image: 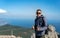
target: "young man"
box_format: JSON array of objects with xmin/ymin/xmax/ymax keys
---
[{"xmin": 32, "ymin": 9, "xmax": 47, "ymax": 38}]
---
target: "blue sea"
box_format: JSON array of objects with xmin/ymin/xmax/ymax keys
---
[{"xmin": 4, "ymin": 18, "xmax": 60, "ymax": 33}]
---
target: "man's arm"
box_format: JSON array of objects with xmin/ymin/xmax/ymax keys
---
[
  {"xmin": 43, "ymin": 17, "xmax": 47, "ymax": 26},
  {"xmin": 39, "ymin": 26, "xmax": 47, "ymax": 31},
  {"xmin": 39, "ymin": 17, "xmax": 47, "ymax": 31}
]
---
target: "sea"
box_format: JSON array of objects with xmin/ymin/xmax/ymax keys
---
[{"xmin": 1, "ymin": 18, "xmax": 60, "ymax": 33}]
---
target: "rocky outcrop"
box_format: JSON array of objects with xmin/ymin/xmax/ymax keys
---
[
  {"xmin": 31, "ymin": 33, "xmax": 35, "ymax": 38},
  {"xmin": 31, "ymin": 25, "xmax": 59, "ymax": 38}
]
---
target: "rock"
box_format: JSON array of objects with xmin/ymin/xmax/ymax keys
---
[
  {"xmin": 31, "ymin": 25, "xmax": 59, "ymax": 38},
  {"xmin": 31, "ymin": 33, "xmax": 35, "ymax": 38}
]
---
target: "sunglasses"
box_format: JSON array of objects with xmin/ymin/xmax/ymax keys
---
[{"xmin": 37, "ymin": 13, "xmax": 41, "ymax": 14}]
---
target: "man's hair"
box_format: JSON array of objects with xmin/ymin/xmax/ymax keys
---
[
  {"xmin": 37, "ymin": 9, "xmax": 41, "ymax": 11},
  {"xmin": 36, "ymin": 9, "xmax": 42, "ymax": 14}
]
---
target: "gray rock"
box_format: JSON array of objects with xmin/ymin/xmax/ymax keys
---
[{"xmin": 31, "ymin": 25, "xmax": 59, "ymax": 38}]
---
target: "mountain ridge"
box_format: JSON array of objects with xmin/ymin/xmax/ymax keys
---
[{"xmin": 0, "ymin": 24, "xmax": 33, "ymax": 38}]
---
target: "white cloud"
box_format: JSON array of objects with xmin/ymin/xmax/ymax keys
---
[{"xmin": 0, "ymin": 9, "xmax": 7, "ymax": 13}]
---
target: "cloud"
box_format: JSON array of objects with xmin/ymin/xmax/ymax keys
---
[{"xmin": 0, "ymin": 9, "xmax": 7, "ymax": 14}]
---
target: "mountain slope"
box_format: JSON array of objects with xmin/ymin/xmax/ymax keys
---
[
  {"xmin": 0, "ymin": 24, "xmax": 34, "ymax": 38},
  {"xmin": 0, "ymin": 24, "xmax": 60, "ymax": 38}
]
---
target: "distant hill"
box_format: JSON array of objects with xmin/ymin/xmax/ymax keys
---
[
  {"xmin": 0, "ymin": 24, "xmax": 34, "ymax": 38},
  {"xmin": 0, "ymin": 24, "xmax": 60, "ymax": 38}
]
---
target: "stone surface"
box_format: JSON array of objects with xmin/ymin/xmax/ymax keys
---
[{"xmin": 31, "ymin": 25, "xmax": 59, "ymax": 38}]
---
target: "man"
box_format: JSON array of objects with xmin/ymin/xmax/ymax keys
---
[{"xmin": 32, "ymin": 9, "xmax": 47, "ymax": 38}]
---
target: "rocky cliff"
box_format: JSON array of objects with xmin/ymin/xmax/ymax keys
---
[{"xmin": 31, "ymin": 25, "xmax": 60, "ymax": 38}]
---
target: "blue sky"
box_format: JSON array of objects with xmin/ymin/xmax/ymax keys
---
[
  {"xmin": 0, "ymin": 0, "xmax": 60, "ymax": 32},
  {"xmin": 0, "ymin": 0, "xmax": 60, "ymax": 21}
]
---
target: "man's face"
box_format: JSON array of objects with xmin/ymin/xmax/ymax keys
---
[{"xmin": 37, "ymin": 11, "xmax": 42, "ymax": 17}]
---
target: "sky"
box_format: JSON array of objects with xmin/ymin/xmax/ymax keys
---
[{"xmin": 0, "ymin": 0, "xmax": 60, "ymax": 24}]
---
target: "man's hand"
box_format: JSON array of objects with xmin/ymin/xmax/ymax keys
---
[
  {"xmin": 37, "ymin": 26, "xmax": 40, "ymax": 31},
  {"xmin": 32, "ymin": 26, "xmax": 35, "ymax": 30}
]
